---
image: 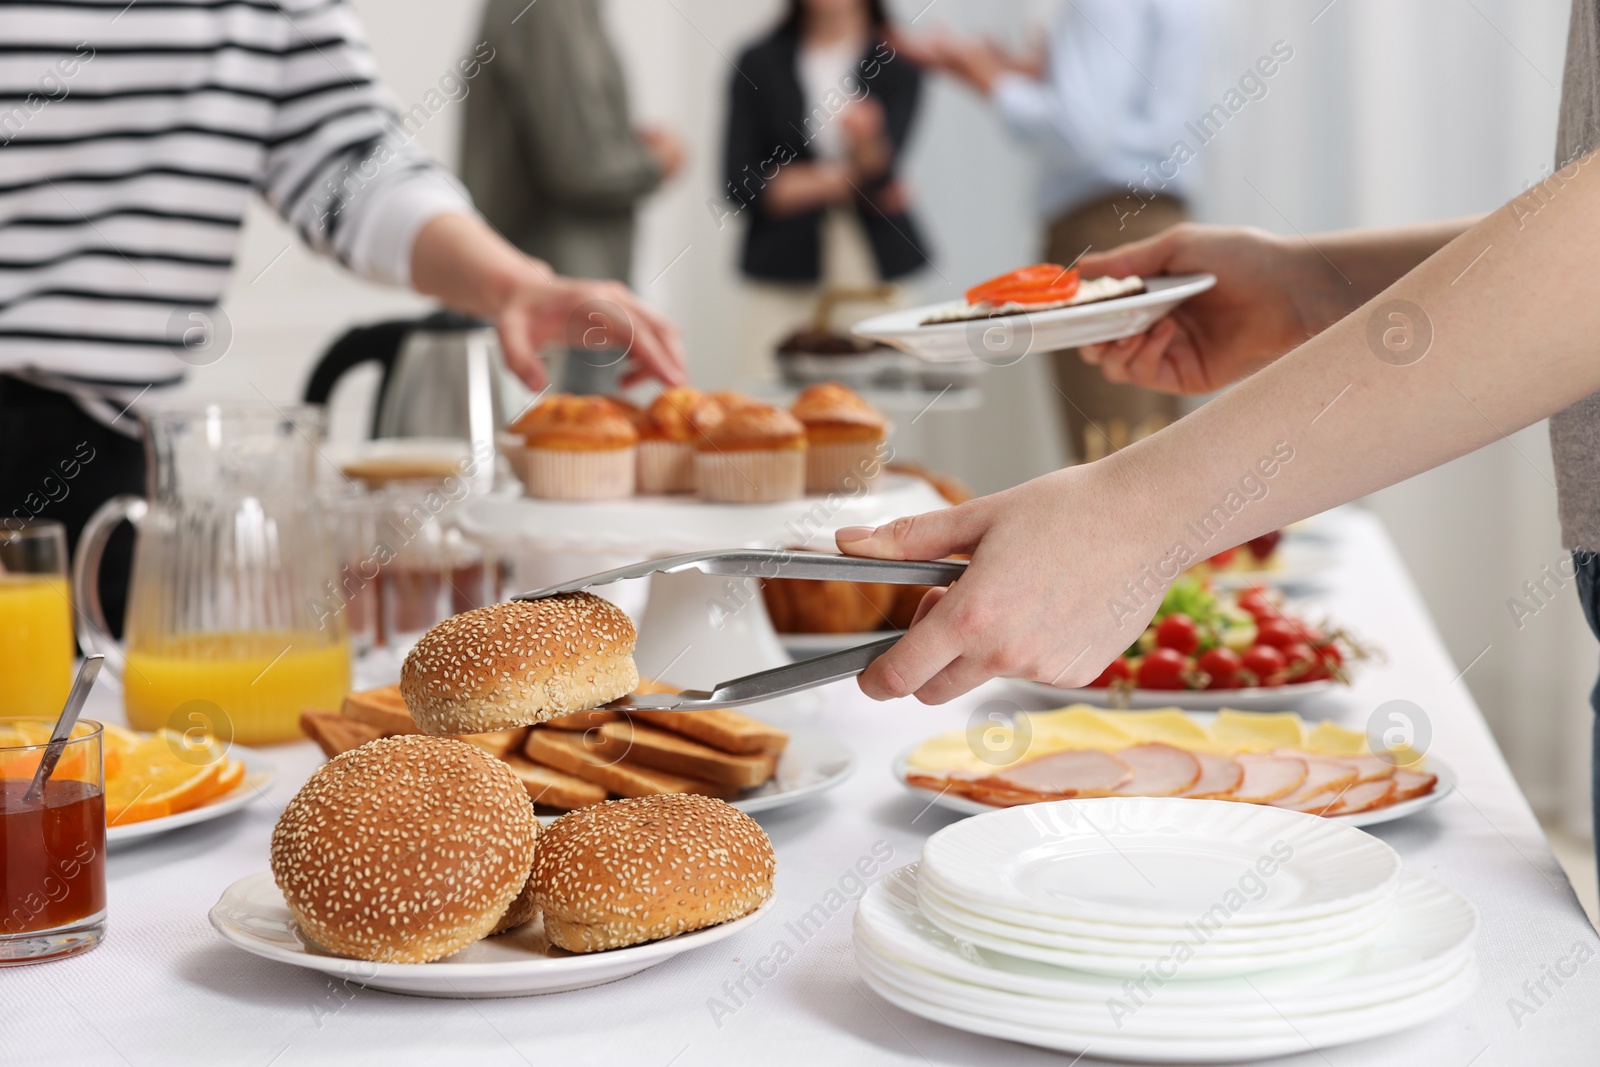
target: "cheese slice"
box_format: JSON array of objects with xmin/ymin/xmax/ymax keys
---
[
  {"xmin": 1210, "ymin": 710, "xmax": 1305, "ymax": 753},
  {"xmin": 1304, "ymin": 720, "xmax": 1369, "ymax": 756}
]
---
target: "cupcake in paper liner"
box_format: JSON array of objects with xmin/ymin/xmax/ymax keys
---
[
  {"xmin": 790, "ymin": 382, "xmax": 889, "ymax": 494},
  {"xmin": 507, "ymin": 394, "xmax": 637, "ymax": 500},
  {"xmin": 694, "ymin": 404, "xmax": 807, "ymax": 503},
  {"xmin": 637, "ymin": 387, "xmax": 725, "ymax": 494}
]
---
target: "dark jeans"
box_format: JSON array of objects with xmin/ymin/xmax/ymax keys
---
[
  {"xmin": 0, "ymin": 376, "xmax": 144, "ymax": 636},
  {"xmin": 1573, "ymin": 551, "xmax": 1600, "ymax": 888}
]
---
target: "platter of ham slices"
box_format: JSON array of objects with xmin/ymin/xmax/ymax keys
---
[{"xmin": 894, "ymin": 706, "xmax": 1453, "ymax": 827}]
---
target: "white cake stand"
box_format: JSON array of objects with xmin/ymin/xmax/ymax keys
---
[{"xmin": 455, "ymin": 474, "xmax": 949, "ymax": 717}]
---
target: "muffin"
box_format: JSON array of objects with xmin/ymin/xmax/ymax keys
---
[
  {"xmin": 637, "ymin": 387, "xmax": 725, "ymax": 494},
  {"xmin": 791, "ymin": 382, "xmax": 888, "ymax": 493},
  {"xmin": 694, "ymin": 403, "xmax": 806, "ymax": 503},
  {"xmin": 762, "ymin": 576, "xmax": 898, "ymax": 634},
  {"xmin": 507, "ymin": 395, "xmax": 637, "ymax": 500}
]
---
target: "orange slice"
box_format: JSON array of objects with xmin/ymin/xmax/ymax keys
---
[{"xmin": 104, "ymin": 736, "xmax": 224, "ymax": 824}]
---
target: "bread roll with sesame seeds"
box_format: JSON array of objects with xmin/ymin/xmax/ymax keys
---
[
  {"xmin": 400, "ymin": 593, "xmax": 640, "ymax": 735},
  {"xmin": 532, "ymin": 793, "xmax": 775, "ymax": 953},
  {"xmin": 270, "ymin": 735, "xmax": 539, "ymax": 963}
]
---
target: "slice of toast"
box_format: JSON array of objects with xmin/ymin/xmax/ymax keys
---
[
  {"xmin": 542, "ymin": 709, "xmax": 619, "ymax": 732},
  {"xmin": 456, "ymin": 727, "xmax": 531, "ymax": 760},
  {"xmin": 502, "ymin": 756, "xmax": 608, "ymax": 810},
  {"xmin": 339, "ymin": 684, "xmax": 419, "ymax": 735},
  {"xmin": 625, "ymin": 708, "xmax": 788, "ymax": 756},
  {"xmin": 524, "ymin": 728, "xmax": 740, "ymax": 800},
  {"xmin": 300, "ymin": 709, "xmax": 384, "ymax": 759},
  {"xmin": 594, "ymin": 720, "xmax": 776, "ymax": 788}
]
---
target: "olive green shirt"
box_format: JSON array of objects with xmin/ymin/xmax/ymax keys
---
[{"xmin": 462, "ymin": 0, "xmax": 661, "ymax": 281}]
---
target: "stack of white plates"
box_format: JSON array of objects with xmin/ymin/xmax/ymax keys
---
[{"xmin": 855, "ymin": 797, "xmax": 1477, "ymax": 1062}]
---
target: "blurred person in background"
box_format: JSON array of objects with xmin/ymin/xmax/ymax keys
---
[
  {"xmin": 0, "ymin": 0, "xmax": 683, "ymax": 632},
  {"xmin": 464, "ymin": 0, "xmax": 686, "ymax": 393},
  {"xmin": 899, "ymin": 0, "xmax": 1208, "ymax": 462},
  {"xmin": 723, "ymin": 0, "xmax": 928, "ymax": 378}
]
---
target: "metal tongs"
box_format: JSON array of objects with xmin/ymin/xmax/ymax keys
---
[{"xmin": 514, "ymin": 549, "xmax": 967, "ymax": 711}]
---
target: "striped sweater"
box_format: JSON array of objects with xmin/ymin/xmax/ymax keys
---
[{"xmin": 0, "ymin": 0, "xmax": 475, "ymax": 410}]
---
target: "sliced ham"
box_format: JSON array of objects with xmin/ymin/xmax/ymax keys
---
[
  {"xmin": 1269, "ymin": 757, "xmax": 1360, "ymax": 814},
  {"xmin": 1231, "ymin": 753, "xmax": 1309, "ymax": 803},
  {"xmin": 1110, "ymin": 743, "xmax": 1202, "ymax": 797},
  {"xmin": 1389, "ymin": 768, "xmax": 1438, "ymax": 802},
  {"xmin": 981, "ymin": 748, "xmax": 1134, "ymax": 797},
  {"xmin": 1323, "ymin": 778, "xmax": 1397, "ymax": 816},
  {"xmin": 1332, "ymin": 754, "xmax": 1400, "ymax": 784},
  {"xmin": 1179, "ymin": 752, "xmax": 1244, "ymax": 799}
]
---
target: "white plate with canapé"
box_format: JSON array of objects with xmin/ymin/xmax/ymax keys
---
[{"xmin": 851, "ymin": 273, "xmax": 1216, "ymax": 362}]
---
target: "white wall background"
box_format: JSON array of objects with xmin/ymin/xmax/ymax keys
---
[{"xmin": 186, "ymin": 0, "xmax": 1594, "ymax": 837}]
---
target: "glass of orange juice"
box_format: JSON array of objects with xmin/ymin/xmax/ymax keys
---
[{"xmin": 0, "ymin": 521, "xmax": 74, "ymax": 717}]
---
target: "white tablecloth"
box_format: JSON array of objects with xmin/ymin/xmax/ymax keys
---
[{"xmin": 8, "ymin": 508, "xmax": 1599, "ymax": 1066}]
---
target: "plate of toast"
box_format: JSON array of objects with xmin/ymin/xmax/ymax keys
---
[{"xmin": 301, "ymin": 684, "xmax": 853, "ymax": 818}]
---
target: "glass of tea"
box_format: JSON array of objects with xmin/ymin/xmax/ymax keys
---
[{"xmin": 0, "ymin": 718, "xmax": 107, "ymax": 965}]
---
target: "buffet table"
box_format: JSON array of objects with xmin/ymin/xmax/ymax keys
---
[{"xmin": 8, "ymin": 507, "xmax": 1599, "ymax": 1066}]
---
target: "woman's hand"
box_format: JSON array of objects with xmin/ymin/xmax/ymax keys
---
[
  {"xmin": 1077, "ymin": 224, "xmax": 1354, "ymax": 395},
  {"xmin": 409, "ymin": 212, "xmax": 687, "ymax": 390},
  {"xmin": 835, "ymin": 459, "xmax": 1176, "ymax": 704}
]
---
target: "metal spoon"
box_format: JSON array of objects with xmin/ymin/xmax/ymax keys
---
[{"xmin": 23, "ymin": 654, "xmax": 105, "ymax": 804}]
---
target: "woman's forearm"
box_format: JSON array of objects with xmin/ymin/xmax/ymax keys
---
[
  {"xmin": 1116, "ymin": 197, "xmax": 1588, "ymax": 553},
  {"xmin": 1300, "ymin": 215, "xmax": 1483, "ymax": 323},
  {"xmin": 410, "ymin": 212, "xmax": 544, "ymax": 317},
  {"xmin": 764, "ymin": 162, "xmax": 852, "ymax": 216}
]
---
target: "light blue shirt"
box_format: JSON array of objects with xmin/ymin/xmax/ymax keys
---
[{"xmin": 991, "ymin": 0, "xmax": 1209, "ymax": 220}]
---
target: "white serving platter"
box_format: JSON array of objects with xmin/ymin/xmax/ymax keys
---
[{"xmin": 210, "ymin": 871, "xmax": 774, "ymax": 998}]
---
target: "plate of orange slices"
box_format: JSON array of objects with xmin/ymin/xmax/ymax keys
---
[{"xmin": 101, "ymin": 724, "xmax": 274, "ymax": 848}]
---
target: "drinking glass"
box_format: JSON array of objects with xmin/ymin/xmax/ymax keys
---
[
  {"xmin": 0, "ymin": 718, "xmax": 106, "ymax": 965},
  {"xmin": 0, "ymin": 521, "xmax": 75, "ymax": 717}
]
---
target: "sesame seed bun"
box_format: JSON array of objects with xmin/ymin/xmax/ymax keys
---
[
  {"xmin": 400, "ymin": 594, "xmax": 640, "ymax": 734},
  {"xmin": 400, "ymin": 591, "xmax": 636, "ymax": 735},
  {"xmin": 269, "ymin": 735, "xmax": 539, "ymax": 963},
  {"xmin": 491, "ymin": 866, "xmax": 539, "ymax": 935},
  {"xmin": 532, "ymin": 793, "xmax": 775, "ymax": 952},
  {"xmin": 696, "ymin": 403, "xmax": 806, "ymax": 452}
]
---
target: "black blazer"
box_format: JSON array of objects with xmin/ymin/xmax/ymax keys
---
[{"xmin": 723, "ymin": 27, "xmax": 929, "ymax": 283}]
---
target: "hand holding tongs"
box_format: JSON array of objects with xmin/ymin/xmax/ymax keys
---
[{"xmin": 514, "ymin": 549, "xmax": 966, "ymax": 711}]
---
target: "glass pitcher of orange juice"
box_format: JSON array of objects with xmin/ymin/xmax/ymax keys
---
[{"xmin": 73, "ymin": 405, "xmax": 350, "ymax": 744}]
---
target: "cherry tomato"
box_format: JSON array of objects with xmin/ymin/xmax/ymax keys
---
[
  {"xmin": 1292, "ymin": 621, "xmax": 1326, "ymax": 645},
  {"xmin": 1236, "ymin": 588, "xmax": 1277, "ymax": 622},
  {"xmin": 1241, "ymin": 644, "xmax": 1287, "ymax": 686},
  {"xmin": 1197, "ymin": 647, "xmax": 1243, "ymax": 689},
  {"xmin": 1137, "ymin": 648, "xmax": 1192, "ymax": 690},
  {"xmin": 1255, "ymin": 619, "xmax": 1301, "ymax": 650},
  {"xmin": 1316, "ymin": 642, "xmax": 1344, "ymax": 667},
  {"xmin": 1282, "ymin": 642, "xmax": 1319, "ymax": 679},
  {"xmin": 1247, "ymin": 531, "xmax": 1283, "ymax": 560},
  {"xmin": 1208, "ymin": 547, "xmax": 1238, "ymax": 568},
  {"xmin": 1086, "ymin": 657, "xmax": 1134, "ymax": 689},
  {"xmin": 1155, "ymin": 613, "xmax": 1200, "ymax": 655}
]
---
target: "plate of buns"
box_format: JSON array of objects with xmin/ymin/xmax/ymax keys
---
[
  {"xmin": 212, "ymin": 736, "xmax": 776, "ymax": 997},
  {"xmin": 300, "ymin": 595, "xmax": 853, "ymax": 816}
]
